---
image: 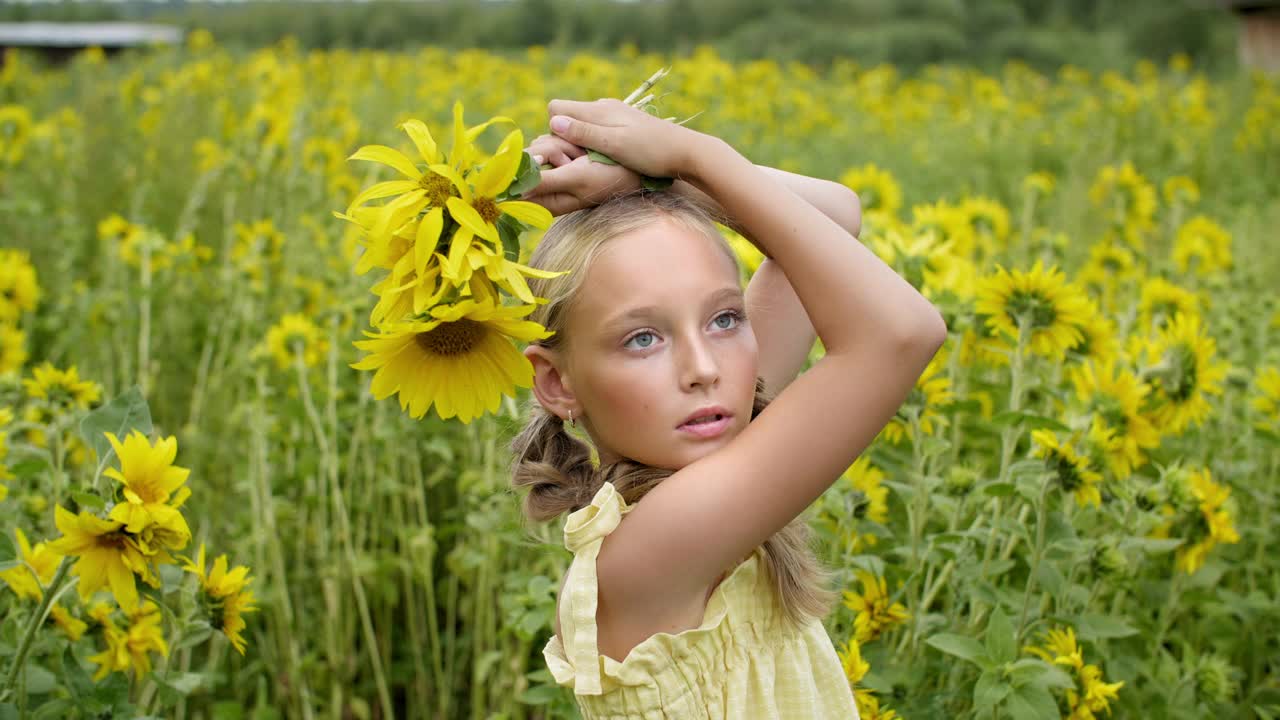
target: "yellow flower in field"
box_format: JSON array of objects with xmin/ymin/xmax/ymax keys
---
[
  {"xmin": 1025, "ymin": 625, "xmax": 1084, "ymax": 670},
  {"xmin": 87, "ymin": 600, "xmax": 168, "ymax": 681},
  {"xmin": 1089, "ymin": 162, "xmax": 1157, "ymax": 248},
  {"xmin": 974, "ymin": 260, "xmax": 1090, "ymax": 360},
  {"xmin": 350, "ymin": 292, "xmax": 554, "ymax": 423},
  {"xmin": 839, "ymin": 163, "xmax": 902, "ymax": 217},
  {"xmin": 0, "ymin": 528, "xmax": 62, "ymax": 601},
  {"xmin": 1022, "ymin": 171, "xmax": 1056, "ymax": 196},
  {"xmin": 869, "ymin": 226, "xmax": 954, "ymax": 295},
  {"xmin": 1138, "ymin": 277, "xmax": 1203, "ymax": 332},
  {"xmin": 180, "ymin": 543, "xmax": 258, "ymax": 655},
  {"xmin": 1162, "ymin": 175, "xmax": 1200, "ymax": 206},
  {"xmin": 98, "ymin": 213, "xmax": 169, "ymax": 270},
  {"xmin": 23, "ymin": 363, "xmax": 102, "ymax": 410},
  {"xmin": 48, "ymin": 603, "xmax": 88, "ymax": 642},
  {"xmin": 48, "ymin": 506, "xmax": 159, "ymax": 612},
  {"xmin": 841, "ymin": 455, "xmax": 890, "ymax": 551},
  {"xmin": 843, "ymin": 570, "xmax": 909, "ymax": 643},
  {"xmin": 231, "ymin": 219, "xmax": 286, "ymax": 268},
  {"xmin": 442, "ymin": 239, "xmax": 569, "ymax": 306},
  {"xmin": 102, "ymin": 430, "xmax": 192, "ymax": 546},
  {"xmin": 0, "ymin": 323, "xmax": 24, "ymax": 374},
  {"xmin": 1174, "ymin": 467, "xmax": 1240, "ymax": 575},
  {"xmin": 1066, "ymin": 297, "xmax": 1120, "ymax": 367},
  {"xmin": 838, "ymin": 634, "xmax": 870, "ymax": 686},
  {"xmin": 1073, "ymin": 663, "xmax": 1124, "ymax": 717},
  {"xmin": 1133, "ymin": 312, "xmax": 1228, "ymax": 435},
  {"xmin": 265, "ymin": 313, "xmax": 330, "ymax": 370},
  {"xmin": 0, "ymin": 249, "xmax": 40, "ymax": 322},
  {"xmin": 1172, "ymin": 215, "xmax": 1232, "ymax": 276},
  {"xmin": 1251, "ymin": 366, "xmax": 1280, "ymax": 433},
  {"xmin": 1077, "ymin": 241, "xmax": 1138, "ymax": 308},
  {"xmin": 1025, "ymin": 625, "xmax": 1124, "ymax": 719},
  {"xmin": 910, "ymin": 201, "xmax": 973, "ymax": 257},
  {"xmin": 1069, "ymin": 360, "xmax": 1161, "ymax": 480},
  {"xmin": 959, "ymin": 196, "xmax": 1010, "ymax": 253},
  {"xmin": 856, "ymin": 692, "xmax": 901, "ymax": 720},
  {"xmin": 1031, "ymin": 427, "xmax": 1104, "ymax": 507},
  {"xmin": 881, "ymin": 349, "xmax": 954, "ymax": 444}
]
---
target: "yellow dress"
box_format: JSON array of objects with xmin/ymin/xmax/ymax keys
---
[{"xmin": 541, "ymin": 481, "xmax": 861, "ymax": 719}]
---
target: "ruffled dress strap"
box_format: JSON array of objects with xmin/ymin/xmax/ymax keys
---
[{"xmin": 553, "ymin": 481, "xmax": 634, "ymax": 696}]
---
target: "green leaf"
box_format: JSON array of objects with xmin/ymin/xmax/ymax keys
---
[
  {"xmin": 586, "ymin": 149, "xmax": 618, "ymax": 165},
  {"xmin": 79, "ymin": 387, "xmax": 153, "ymax": 470},
  {"xmin": 991, "ymin": 411, "xmax": 1071, "ymax": 432},
  {"xmin": 0, "ymin": 531, "xmax": 16, "ymax": 564},
  {"xmin": 926, "ymin": 633, "xmax": 992, "ymax": 667},
  {"xmin": 1005, "ymin": 683, "xmax": 1060, "ymax": 720},
  {"xmin": 974, "ymin": 667, "xmax": 1011, "ymax": 710},
  {"xmin": 519, "ymin": 684, "xmax": 562, "ymax": 705},
  {"xmin": 23, "ymin": 662, "xmax": 57, "ymax": 695},
  {"xmin": 502, "ymin": 150, "xmax": 542, "ymax": 199},
  {"xmin": 496, "ymin": 212, "xmax": 523, "ymax": 263},
  {"xmin": 985, "ymin": 608, "xmax": 1016, "ymax": 664},
  {"xmin": 982, "ymin": 482, "xmax": 1017, "ymax": 497},
  {"xmin": 1072, "ymin": 613, "xmax": 1139, "ymax": 641},
  {"xmin": 153, "ymin": 671, "xmax": 206, "ymax": 699},
  {"xmin": 71, "ymin": 491, "xmax": 105, "ymax": 511},
  {"xmin": 9, "ymin": 458, "xmax": 49, "ymax": 479}
]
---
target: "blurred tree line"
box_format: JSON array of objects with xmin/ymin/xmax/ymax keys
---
[{"xmin": 1, "ymin": 0, "xmax": 1239, "ymax": 72}]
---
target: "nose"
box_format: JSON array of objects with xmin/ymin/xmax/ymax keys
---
[{"xmin": 679, "ymin": 332, "xmax": 720, "ymax": 391}]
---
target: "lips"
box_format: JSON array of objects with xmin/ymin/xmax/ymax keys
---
[{"xmin": 678, "ymin": 405, "xmax": 732, "ymax": 428}]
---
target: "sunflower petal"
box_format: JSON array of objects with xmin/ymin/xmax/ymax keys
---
[{"xmin": 348, "ymin": 145, "xmax": 421, "ymax": 180}]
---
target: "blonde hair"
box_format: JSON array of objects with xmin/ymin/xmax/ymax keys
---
[{"xmin": 508, "ymin": 189, "xmax": 838, "ymax": 628}]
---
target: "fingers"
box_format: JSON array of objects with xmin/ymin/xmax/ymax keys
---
[
  {"xmin": 546, "ymin": 98, "xmax": 622, "ymax": 125},
  {"xmin": 529, "ymin": 162, "xmax": 582, "ymax": 198},
  {"xmin": 527, "ymin": 134, "xmax": 585, "ymax": 168},
  {"xmin": 524, "ymin": 190, "xmax": 586, "ymax": 217}
]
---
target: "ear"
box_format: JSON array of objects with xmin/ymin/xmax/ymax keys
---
[{"xmin": 524, "ymin": 344, "xmax": 577, "ymax": 420}]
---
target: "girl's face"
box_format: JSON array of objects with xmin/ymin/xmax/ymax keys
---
[{"xmin": 528, "ymin": 215, "xmax": 759, "ymax": 471}]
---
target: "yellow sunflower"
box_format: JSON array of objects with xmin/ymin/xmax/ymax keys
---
[
  {"xmin": 881, "ymin": 347, "xmax": 954, "ymax": 444},
  {"xmin": 0, "ymin": 249, "xmax": 40, "ymax": 322},
  {"xmin": 1030, "ymin": 427, "xmax": 1104, "ymax": 507},
  {"xmin": 1069, "ymin": 359, "xmax": 1161, "ymax": 480},
  {"xmin": 47, "ymin": 506, "xmax": 155, "ymax": 612},
  {"xmin": 1077, "ymin": 241, "xmax": 1138, "ymax": 311},
  {"xmin": 843, "ymin": 570, "xmax": 910, "ymax": 643},
  {"xmin": 1175, "ymin": 467, "xmax": 1240, "ymax": 575},
  {"xmin": 429, "ymin": 128, "xmax": 553, "ymax": 282},
  {"xmin": 23, "ymin": 363, "xmax": 102, "ymax": 411},
  {"xmin": 1138, "ymin": 277, "xmax": 1203, "ymax": 332},
  {"xmin": 180, "ymin": 543, "xmax": 258, "ymax": 655},
  {"xmin": 350, "ymin": 292, "xmax": 554, "ymax": 423},
  {"xmin": 1132, "ymin": 312, "xmax": 1227, "ymax": 435},
  {"xmin": 842, "ymin": 455, "xmax": 890, "ymax": 551},
  {"xmin": 1251, "ymin": 366, "xmax": 1280, "ymax": 434},
  {"xmin": 0, "ymin": 527, "xmax": 62, "ymax": 601},
  {"xmin": 48, "ymin": 603, "xmax": 88, "ymax": 642},
  {"xmin": 102, "ymin": 430, "xmax": 192, "ymax": 551},
  {"xmin": 265, "ymin": 313, "xmax": 330, "ymax": 370},
  {"xmin": 0, "ymin": 323, "xmax": 25, "ymax": 374},
  {"xmin": 1172, "ymin": 215, "xmax": 1232, "ymax": 276},
  {"xmin": 974, "ymin": 260, "xmax": 1091, "ymax": 360},
  {"xmin": 87, "ymin": 600, "xmax": 168, "ymax": 681},
  {"xmin": 839, "ymin": 162, "xmax": 903, "ymax": 217}
]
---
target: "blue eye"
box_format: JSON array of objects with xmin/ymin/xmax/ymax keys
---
[
  {"xmin": 626, "ymin": 331, "xmax": 657, "ymax": 349},
  {"xmin": 714, "ymin": 310, "xmax": 743, "ymax": 330}
]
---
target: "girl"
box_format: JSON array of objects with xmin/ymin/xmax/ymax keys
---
[{"xmin": 508, "ymin": 98, "xmax": 946, "ymax": 718}]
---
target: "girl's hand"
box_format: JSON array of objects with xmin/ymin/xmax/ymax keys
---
[
  {"xmin": 522, "ymin": 134, "xmax": 643, "ymax": 216},
  {"xmin": 546, "ymin": 98, "xmax": 702, "ymax": 180}
]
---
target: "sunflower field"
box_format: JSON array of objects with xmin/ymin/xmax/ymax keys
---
[{"xmin": 1, "ymin": 31, "xmax": 1278, "ymax": 720}]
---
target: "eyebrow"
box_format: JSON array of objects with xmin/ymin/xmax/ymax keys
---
[{"xmin": 601, "ymin": 286, "xmax": 745, "ymax": 330}]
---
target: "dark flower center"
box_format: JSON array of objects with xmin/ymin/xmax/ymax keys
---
[
  {"xmin": 1007, "ymin": 289, "xmax": 1058, "ymax": 331},
  {"xmin": 419, "ymin": 173, "xmax": 454, "ymax": 207},
  {"xmin": 415, "ymin": 319, "xmax": 485, "ymax": 356},
  {"xmin": 472, "ymin": 196, "xmax": 501, "ymax": 226}
]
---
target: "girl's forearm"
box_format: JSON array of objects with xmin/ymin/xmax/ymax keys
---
[
  {"xmin": 670, "ymin": 165, "xmax": 861, "ymax": 254},
  {"xmin": 680, "ymin": 135, "xmax": 943, "ymax": 353}
]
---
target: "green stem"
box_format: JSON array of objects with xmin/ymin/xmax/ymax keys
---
[
  {"xmin": 2, "ymin": 559, "xmax": 71, "ymax": 693},
  {"xmin": 1016, "ymin": 475, "xmax": 1052, "ymax": 644}
]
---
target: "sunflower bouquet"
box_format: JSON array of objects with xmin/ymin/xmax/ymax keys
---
[{"xmin": 340, "ymin": 69, "xmax": 682, "ymax": 424}]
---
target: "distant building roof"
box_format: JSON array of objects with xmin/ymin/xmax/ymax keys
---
[{"xmin": 0, "ymin": 22, "xmax": 183, "ymax": 48}]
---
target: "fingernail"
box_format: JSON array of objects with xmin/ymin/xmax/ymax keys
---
[
  {"xmin": 550, "ymin": 116, "xmax": 570, "ymax": 133},
  {"xmin": 533, "ymin": 154, "xmax": 545, "ymax": 165}
]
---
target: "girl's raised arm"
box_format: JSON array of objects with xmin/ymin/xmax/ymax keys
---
[{"xmin": 545, "ymin": 99, "xmax": 947, "ymax": 615}]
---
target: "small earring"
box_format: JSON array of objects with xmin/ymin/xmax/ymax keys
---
[{"xmin": 568, "ymin": 409, "xmax": 575, "ymax": 427}]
